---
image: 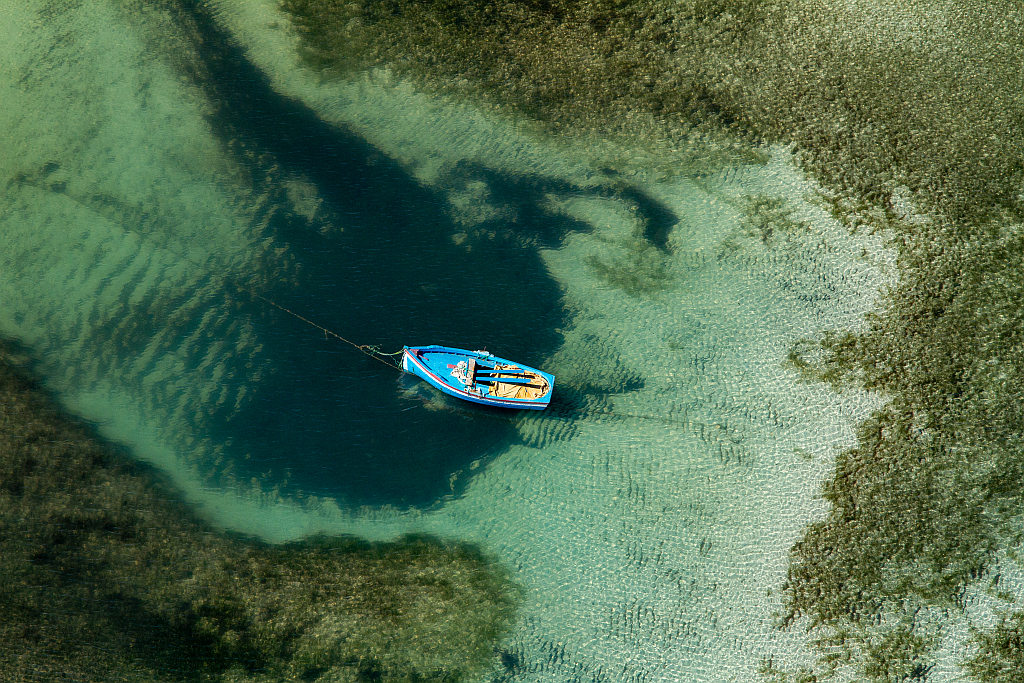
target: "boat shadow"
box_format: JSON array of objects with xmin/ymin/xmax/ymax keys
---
[{"xmin": 169, "ymin": 1, "xmax": 678, "ymax": 511}]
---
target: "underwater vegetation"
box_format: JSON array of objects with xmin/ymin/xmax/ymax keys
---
[
  {"xmin": 280, "ymin": 0, "xmax": 1023, "ymax": 213},
  {"xmin": 585, "ymin": 237, "xmax": 673, "ymax": 297},
  {"xmin": 762, "ymin": 6, "xmax": 1024, "ymax": 681},
  {"xmin": 278, "ymin": 0, "xmax": 1024, "ymax": 679},
  {"xmin": 0, "ymin": 343, "xmax": 520, "ymax": 682},
  {"xmin": 776, "ymin": 216, "xmax": 1024, "ymax": 681},
  {"xmin": 769, "ymin": 12, "xmax": 1024, "ymax": 681},
  {"xmin": 279, "ymin": 0, "xmax": 766, "ymax": 155},
  {"xmin": 713, "ymin": 193, "xmax": 815, "ymax": 261},
  {"xmin": 963, "ymin": 610, "xmax": 1024, "ymax": 683}
]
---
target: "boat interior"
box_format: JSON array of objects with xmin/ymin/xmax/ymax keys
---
[{"xmin": 474, "ymin": 362, "xmax": 549, "ymax": 400}]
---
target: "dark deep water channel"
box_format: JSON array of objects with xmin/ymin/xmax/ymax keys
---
[{"xmin": 177, "ymin": 1, "xmax": 582, "ymax": 509}]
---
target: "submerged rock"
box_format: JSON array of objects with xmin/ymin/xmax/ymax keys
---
[{"xmin": 0, "ymin": 342, "xmax": 520, "ymax": 682}]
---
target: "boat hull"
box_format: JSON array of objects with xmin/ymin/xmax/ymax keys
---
[{"xmin": 402, "ymin": 346, "xmax": 554, "ymax": 410}]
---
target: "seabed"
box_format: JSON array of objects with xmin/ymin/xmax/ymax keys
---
[{"xmin": 1, "ymin": 1, "xmax": 1023, "ymax": 681}]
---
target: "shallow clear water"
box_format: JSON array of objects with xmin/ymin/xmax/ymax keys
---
[{"xmin": 0, "ymin": 1, "xmax": 898, "ymax": 680}]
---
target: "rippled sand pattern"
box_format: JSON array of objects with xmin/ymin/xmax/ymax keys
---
[{"xmin": 7, "ymin": 1, "xmax": 1019, "ymax": 682}]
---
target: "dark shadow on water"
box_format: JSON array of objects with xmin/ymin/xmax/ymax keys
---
[{"xmin": 167, "ymin": 1, "xmax": 677, "ymax": 510}]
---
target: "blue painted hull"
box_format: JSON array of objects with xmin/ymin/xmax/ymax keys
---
[{"xmin": 402, "ymin": 346, "xmax": 554, "ymax": 410}]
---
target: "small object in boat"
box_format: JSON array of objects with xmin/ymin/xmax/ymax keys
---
[{"xmin": 402, "ymin": 345, "xmax": 554, "ymax": 410}]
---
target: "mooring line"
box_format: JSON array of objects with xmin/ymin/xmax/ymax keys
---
[
  {"xmin": 253, "ymin": 293, "xmax": 697, "ymax": 428},
  {"xmin": 252, "ymin": 294, "xmax": 696, "ymax": 428},
  {"xmin": 251, "ymin": 292, "xmax": 404, "ymax": 369}
]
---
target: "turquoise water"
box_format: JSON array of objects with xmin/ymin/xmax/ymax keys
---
[
  {"xmin": 0, "ymin": 1, "xmax": 910, "ymax": 681},
  {"xmin": 184, "ymin": 9, "xmax": 571, "ymax": 506}
]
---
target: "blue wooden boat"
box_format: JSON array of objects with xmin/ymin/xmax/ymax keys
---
[{"xmin": 402, "ymin": 346, "xmax": 554, "ymax": 410}]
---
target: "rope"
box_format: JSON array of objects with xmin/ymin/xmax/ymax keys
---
[
  {"xmin": 255, "ymin": 294, "xmax": 697, "ymax": 428},
  {"xmin": 253, "ymin": 293, "xmax": 700, "ymax": 427},
  {"xmin": 251, "ymin": 294, "xmax": 688, "ymax": 427},
  {"xmin": 252, "ymin": 293, "xmax": 404, "ymax": 369}
]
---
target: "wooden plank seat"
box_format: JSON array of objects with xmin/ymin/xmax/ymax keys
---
[{"xmin": 474, "ymin": 376, "xmax": 544, "ymax": 386}]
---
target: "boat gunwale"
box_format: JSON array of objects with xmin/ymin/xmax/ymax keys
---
[{"xmin": 403, "ymin": 346, "xmax": 553, "ymax": 409}]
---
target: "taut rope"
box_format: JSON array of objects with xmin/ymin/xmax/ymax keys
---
[{"xmin": 252, "ymin": 293, "xmax": 404, "ymax": 369}]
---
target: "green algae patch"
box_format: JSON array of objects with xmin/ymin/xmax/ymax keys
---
[
  {"xmin": 0, "ymin": 342, "xmax": 520, "ymax": 682},
  {"xmin": 279, "ymin": 0, "xmax": 769, "ymax": 156},
  {"xmin": 280, "ymin": 0, "xmax": 1023, "ymax": 223},
  {"xmin": 964, "ymin": 611, "xmax": 1024, "ymax": 682},
  {"xmin": 784, "ymin": 330, "xmax": 862, "ymax": 391},
  {"xmin": 586, "ymin": 237, "xmax": 672, "ymax": 297},
  {"xmin": 653, "ymin": 2, "xmax": 1024, "ymax": 680},
  {"xmin": 739, "ymin": 196, "xmax": 810, "ymax": 247},
  {"xmin": 218, "ymin": 535, "xmax": 520, "ymax": 682},
  {"xmin": 253, "ymin": 0, "xmax": 1024, "ymax": 678},
  {"xmin": 772, "ymin": 212, "xmax": 1024, "ymax": 681}
]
